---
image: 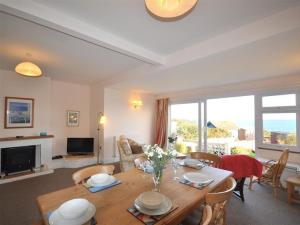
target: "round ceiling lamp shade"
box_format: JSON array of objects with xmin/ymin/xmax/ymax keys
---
[
  {"xmin": 15, "ymin": 61, "xmax": 42, "ymax": 77},
  {"xmin": 145, "ymin": 0, "xmax": 198, "ymax": 19}
]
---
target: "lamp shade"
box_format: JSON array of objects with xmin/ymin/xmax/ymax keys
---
[
  {"xmin": 99, "ymin": 115, "xmax": 106, "ymax": 125},
  {"xmin": 15, "ymin": 61, "xmax": 42, "ymax": 77},
  {"xmin": 145, "ymin": 0, "xmax": 198, "ymax": 19}
]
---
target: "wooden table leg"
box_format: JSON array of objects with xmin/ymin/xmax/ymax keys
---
[{"xmin": 287, "ymin": 181, "xmax": 294, "ymax": 204}]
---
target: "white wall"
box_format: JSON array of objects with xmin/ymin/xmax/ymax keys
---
[
  {"xmin": 50, "ymin": 80, "xmax": 90, "ymax": 155},
  {"xmin": 0, "ymin": 69, "xmax": 91, "ymax": 157},
  {"xmin": 103, "ymin": 88, "xmax": 155, "ymax": 163},
  {"xmin": 0, "ymin": 69, "xmax": 51, "ymax": 137}
]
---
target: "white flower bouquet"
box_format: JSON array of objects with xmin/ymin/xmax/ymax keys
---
[{"xmin": 143, "ymin": 144, "xmax": 177, "ymax": 191}]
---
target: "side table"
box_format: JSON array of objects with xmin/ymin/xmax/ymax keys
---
[{"xmin": 286, "ymin": 176, "xmax": 300, "ymax": 204}]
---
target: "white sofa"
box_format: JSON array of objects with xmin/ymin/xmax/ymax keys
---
[{"xmin": 117, "ymin": 135, "xmax": 145, "ymax": 172}]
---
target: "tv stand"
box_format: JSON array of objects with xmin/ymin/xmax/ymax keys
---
[{"xmin": 51, "ymin": 154, "xmax": 97, "ymax": 169}]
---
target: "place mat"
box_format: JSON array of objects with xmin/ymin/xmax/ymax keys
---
[
  {"xmin": 83, "ymin": 180, "xmax": 121, "ymax": 193},
  {"xmin": 179, "ymin": 177, "xmax": 214, "ymax": 189},
  {"xmin": 47, "ymin": 211, "xmax": 97, "ymax": 225},
  {"xmin": 127, "ymin": 205, "xmax": 178, "ymax": 225}
]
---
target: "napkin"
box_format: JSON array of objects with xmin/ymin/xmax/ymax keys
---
[
  {"xmin": 83, "ymin": 179, "xmax": 121, "ymax": 193},
  {"xmin": 180, "ymin": 159, "xmax": 206, "ymax": 170},
  {"xmin": 179, "ymin": 177, "xmax": 214, "ymax": 189},
  {"xmin": 127, "ymin": 205, "xmax": 178, "ymax": 225},
  {"xmin": 47, "ymin": 212, "xmax": 97, "ymax": 225}
]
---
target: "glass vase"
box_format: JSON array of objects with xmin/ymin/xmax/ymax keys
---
[{"xmin": 153, "ymin": 170, "xmax": 162, "ymax": 192}]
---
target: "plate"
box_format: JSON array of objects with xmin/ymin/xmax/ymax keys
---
[
  {"xmin": 183, "ymin": 172, "xmax": 213, "ymax": 184},
  {"xmin": 49, "ymin": 202, "xmax": 96, "ymax": 225},
  {"xmin": 134, "ymin": 195, "xmax": 172, "ymax": 216},
  {"xmin": 87, "ymin": 174, "xmax": 116, "ymax": 187}
]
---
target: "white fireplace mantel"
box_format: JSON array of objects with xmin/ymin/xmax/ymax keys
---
[{"xmin": 0, "ymin": 135, "xmax": 54, "ymax": 184}]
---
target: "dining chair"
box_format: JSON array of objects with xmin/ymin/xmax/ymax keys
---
[
  {"xmin": 200, "ymin": 205, "xmax": 212, "ymax": 225},
  {"xmin": 191, "ymin": 152, "xmax": 222, "ymax": 168},
  {"xmin": 249, "ymin": 149, "xmax": 289, "ymax": 197},
  {"xmin": 72, "ymin": 164, "xmax": 115, "ymax": 184},
  {"xmin": 204, "ymin": 177, "xmax": 236, "ymax": 225}
]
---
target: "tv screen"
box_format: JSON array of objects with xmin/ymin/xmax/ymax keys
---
[{"xmin": 67, "ymin": 138, "xmax": 94, "ymax": 155}]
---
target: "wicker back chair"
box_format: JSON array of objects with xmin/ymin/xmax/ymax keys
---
[
  {"xmin": 191, "ymin": 152, "xmax": 222, "ymax": 168},
  {"xmin": 249, "ymin": 149, "xmax": 289, "ymax": 197}
]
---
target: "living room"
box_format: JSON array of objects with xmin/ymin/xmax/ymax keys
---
[{"xmin": 1, "ymin": 1, "xmax": 300, "ymax": 225}]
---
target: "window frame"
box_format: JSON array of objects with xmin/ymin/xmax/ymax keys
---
[{"xmin": 255, "ymin": 90, "xmax": 300, "ymax": 152}]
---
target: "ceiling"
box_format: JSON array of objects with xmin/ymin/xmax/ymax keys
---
[
  {"xmin": 32, "ymin": 0, "xmax": 300, "ymax": 55},
  {"xmin": 0, "ymin": 12, "xmax": 144, "ymax": 84},
  {"xmin": 110, "ymin": 27, "xmax": 300, "ymax": 93},
  {"xmin": 0, "ymin": 0, "xmax": 300, "ymax": 92}
]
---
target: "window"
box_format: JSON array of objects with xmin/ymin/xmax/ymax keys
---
[
  {"xmin": 257, "ymin": 92, "xmax": 299, "ymax": 152},
  {"xmin": 262, "ymin": 94, "xmax": 296, "ymax": 107},
  {"xmin": 207, "ymin": 96, "xmax": 255, "ymax": 156},
  {"xmin": 262, "ymin": 113, "xmax": 296, "ymax": 146},
  {"xmin": 170, "ymin": 103, "xmax": 199, "ymax": 153}
]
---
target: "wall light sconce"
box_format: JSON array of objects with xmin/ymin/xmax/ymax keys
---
[{"xmin": 132, "ymin": 100, "xmax": 143, "ymax": 109}]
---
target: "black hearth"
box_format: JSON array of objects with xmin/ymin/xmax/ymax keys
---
[{"xmin": 1, "ymin": 145, "xmax": 36, "ymax": 175}]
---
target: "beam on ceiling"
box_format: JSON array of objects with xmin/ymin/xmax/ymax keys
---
[
  {"xmin": 166, "ymin": 5, "xmax": 300, "ymax": 68},
  {"xmin": 0, "ymin": 0, "xmax": 165, "ymax": 65}
]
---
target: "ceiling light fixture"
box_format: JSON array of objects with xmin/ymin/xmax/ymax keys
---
[
  {"xmin": 145, "ymin": 0, "xmax": 198, "ymax": 19},
  {"xmin": 15, "ymin": 61, "xmax": 42, "ymax": 77}
]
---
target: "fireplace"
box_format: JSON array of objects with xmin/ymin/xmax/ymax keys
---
[{"xmin": 1, "ymin": 145, "xmax": 36, "ymax": 175}]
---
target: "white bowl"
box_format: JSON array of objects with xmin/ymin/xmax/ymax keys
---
[
  {"xmin": 49, "ymin": 200, "xmax": 96, "ymax": 225},
  {"xmin": 58, "ymin": 198, "xmax": 89, "ymax": 220},
  {"xmin": 90, "ymin": 173, "xmax": 110, "ymax": 185},
  {"xmin": 87, "ymin": 174, "xmax": 116, "ymax": 187},
  {"xmin": 138, "ymin": 191, "xmax": 163, "ymax": 210}
]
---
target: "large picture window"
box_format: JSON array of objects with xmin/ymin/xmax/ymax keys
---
[{"xmin": 257, "ymin": 92, "xmax": 299, "ymax": 152}]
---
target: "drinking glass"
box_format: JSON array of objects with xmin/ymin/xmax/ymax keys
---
[{"xmin": 172, "ymin": 158, "xmax": 179, "ymax": 180}]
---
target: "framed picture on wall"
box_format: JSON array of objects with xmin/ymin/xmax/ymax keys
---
[
  {"xmin": 4, "ymin": 97, "xmax": 34, "ymax": 128},
  {"xmin": 67, "ymin": 110, "xmax": 80, "ymax": 127}
]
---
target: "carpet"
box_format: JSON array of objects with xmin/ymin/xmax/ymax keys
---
[{"xmin": 0, "ymin": 165, "xmax": 299, "ymax": 225}]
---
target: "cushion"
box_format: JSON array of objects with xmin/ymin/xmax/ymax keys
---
[
  {"xmin": 120, "ymin": 138, "xmax": 132, "ymax": 155},
  {"xmin": 263, "ymin": 163, "xmax": 276, "ymax": 178},
  {"xmin": 128, "ymin": 138, "xmax": 144, "ymax": 154}
]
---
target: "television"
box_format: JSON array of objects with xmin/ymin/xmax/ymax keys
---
[{"xmin": 67, "ymin": 138, "xmax": 94, "ymax": 155}]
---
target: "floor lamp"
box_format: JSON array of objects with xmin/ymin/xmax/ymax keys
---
[{"xmin": 97, "ymin": 113, "xmax": 106, "ymax": 164}]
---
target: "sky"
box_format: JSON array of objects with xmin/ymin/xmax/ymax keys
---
[{"xmin": 171, "ymin": 95, "xmax": 255, "ymax": 122}]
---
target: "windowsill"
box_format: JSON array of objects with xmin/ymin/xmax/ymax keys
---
[{"xmin": 258, "ymin": 147, "xmax": 300, "ymax": 154}]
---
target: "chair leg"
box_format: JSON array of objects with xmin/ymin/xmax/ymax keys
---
[{"xmin": 249, "ymin": 176, "xmax": 253, "ymax": 190}]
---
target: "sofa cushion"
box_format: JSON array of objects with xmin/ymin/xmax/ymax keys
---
[
  {"xmin": 128, "ymin": 138, "xmax": 144, "ymax": 154},
  {"xmin": 120, "ymin": 138, "xmax": 132, "ymax": 155}
]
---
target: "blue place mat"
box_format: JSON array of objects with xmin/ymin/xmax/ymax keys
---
[{"xmin": 83, "ymin": 180, "xmax": 121, "ymax": 193}]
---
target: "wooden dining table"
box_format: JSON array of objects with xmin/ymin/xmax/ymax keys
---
[{"xmin": 37, "ymin": 165, "xmax": 232, "ymax": 225}]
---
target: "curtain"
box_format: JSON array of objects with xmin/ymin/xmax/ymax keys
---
[{"xmin": 155, "ymin": 98, "xmax": 169, "ymax": 148}]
